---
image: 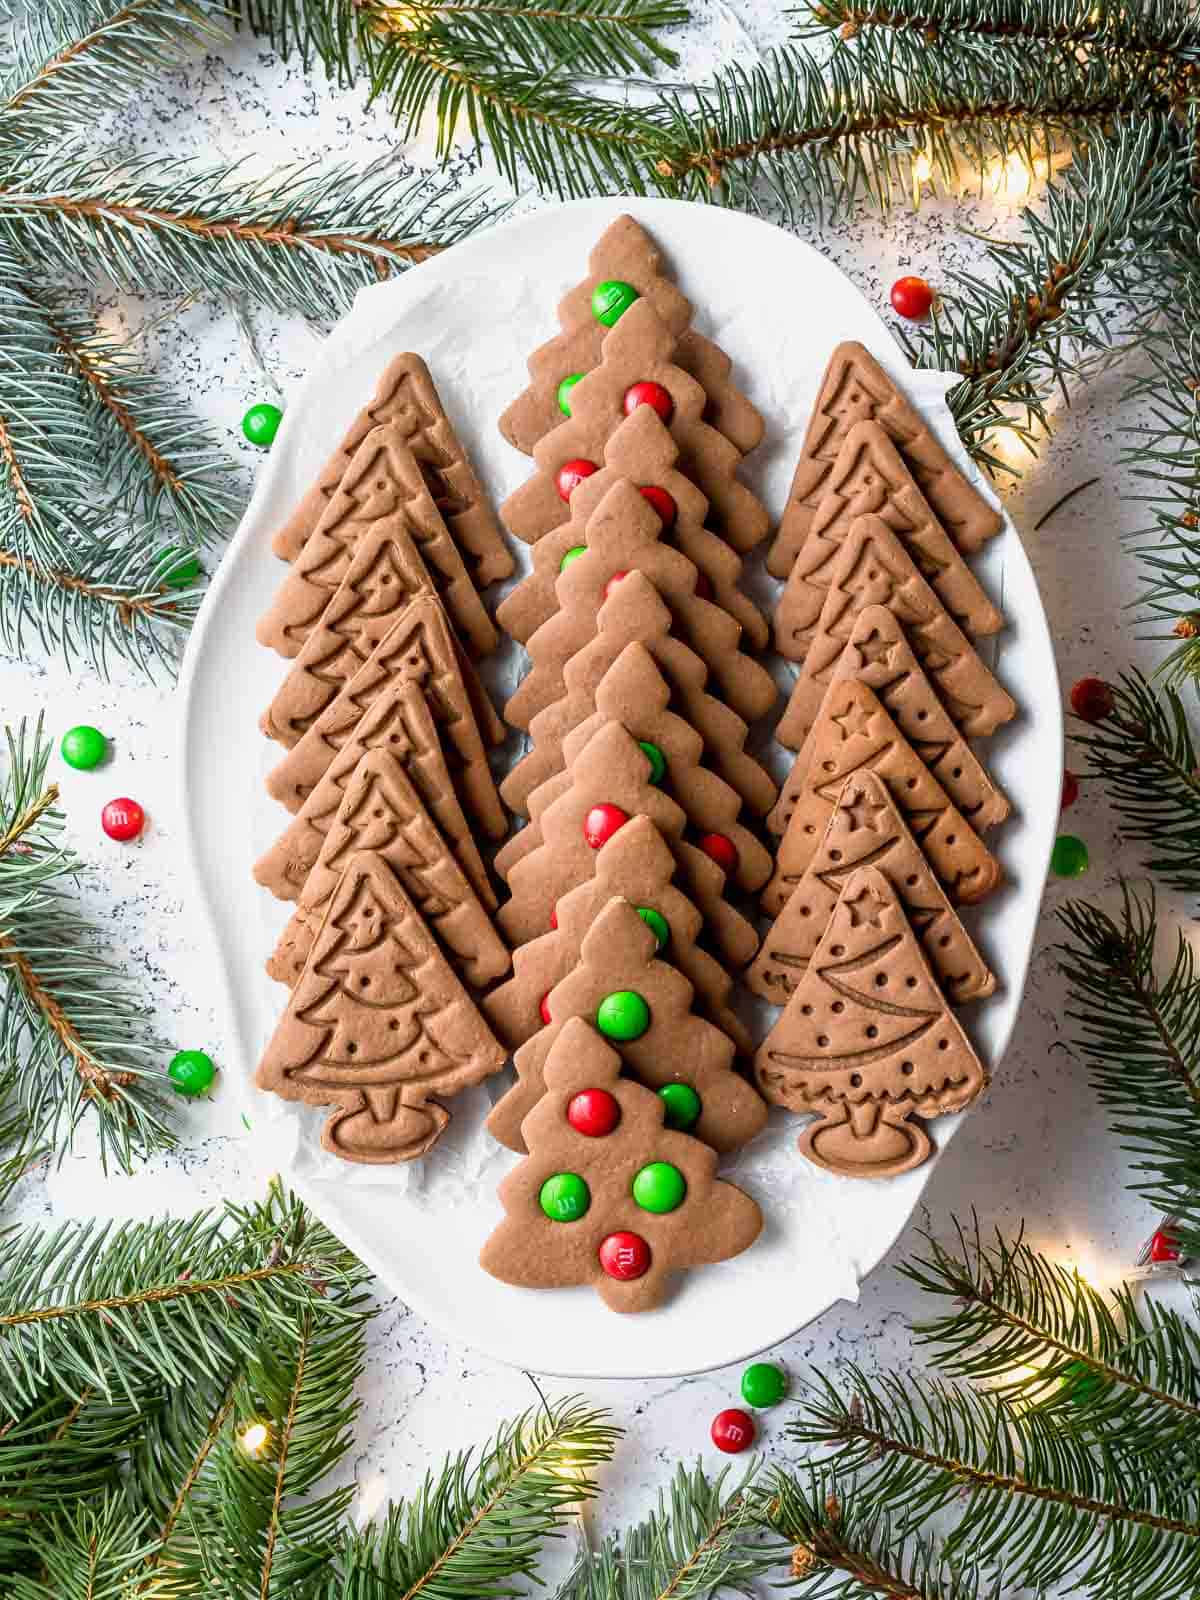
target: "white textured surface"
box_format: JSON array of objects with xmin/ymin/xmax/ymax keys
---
[{"xmin": 5, "ymin": 12, "xmax": 1185, "ymax": 1556}]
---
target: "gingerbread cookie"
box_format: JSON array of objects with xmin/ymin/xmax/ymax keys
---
[
  {"xmin": 256, "ymin": 851, "xmax": 507, "ymax": 1164},
  {"xmin": 483, "ymin": 814, "xmax": 749, "ymax": 1054},
  {"xmin": 505, "ymin": 478, "xmax": 776, "ymax": 731},
  {"xmin": 747, "ymin": 772, "xmax": 995, "ymax": 1007},
  {"xmin": 776, "ymin": 516, "xmax": 1016, "ymax": 751},
  {"xmin": 499, "ymin": 213, "xmax": 763, "ymax": 458},
  {"xmin": 496, "ymin": 404, "xmax": 767, "ymax": 650},
  {"xmin": 762, "ymin": 679, "xmax": 1002, "ymax": 916},
  {"xmin": 766, "ymin": 341, "xmax": 1002, "ymax": 579},
  {"xmin": 502, "ymin": 298, "xmax": 769, "ymax": 552},
  {"xmin": 271, "ymin": 353, "xmax": 512, "ymax": 586},
  {"xmin": 254, "ymin": 677, "xmax": 494, "ymax": 911},
  {"xmin": 265, "ymin": 592, "xmax": 506, "ymax": 840},
  {"xmin": 774, "ymin": 420, "xmax": 1004, "ymax": 662},
  {"xmin": 487, "ymin": 898, "xmax": 768, "ymax": 1153},
  {"xmin": 480, "ymin": 1018, "xmax": 762, "ymax": 1313},
  {"xmin": 502, "ymin": 570, "xmax": 776, "ymax": 820},
  {"xmin": 267, "ymin": 748, "xmax": 510, "ymax": 992},
  {"xmin": 754, "ymin": 866, "xmax": 988, "ymax": 1178}
]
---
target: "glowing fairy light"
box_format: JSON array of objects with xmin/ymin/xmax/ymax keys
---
[
  {"xmin": 239, "ymin": 1421, "xmax": 270, "ymax": 1457},
  {"xmin": 912, "ymin": 150, "xmax": 933, "ymax": 185}
]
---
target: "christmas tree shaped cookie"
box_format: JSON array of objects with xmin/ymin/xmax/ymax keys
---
[
  {"xmin": 766, "ymin": 341, "xmax": 1001, "ymax": 579},
  {"xmin": 265, "ymin": 592, "xmax": 506, "ymax": 840},
  {"xmin": 754, "ymin": 866, "xmax": 988, "ymax": 1178},
  {"xmin": 747, "ymin": 773, "xmax": 995, "ymax": 1007},
  {"xmin": 257, "ymin": 422, "xmax": 497, "ymax": 662},
  {"xmin": 496, "ymin": 404, "xmax": 767, "ymax": 649},
  {"xmin": 762, "ymin": 679, "xmax": 1001, "ymax": 916},
  {"xmin": 776, "ymin": 515, "xmax": 1017, "ymax": 751},
  {"xmin": 255, "ymin": 677, "xmax": 494, "ymax": 911},
  {"xmin": 267, "ymin": 748, "xmax": 510, "ymax": 992},
  {"xmin": 502, "ymin": 570, "xmax": 776, "ymax": 820},
  {"xmin": 499, "ymin": 718, "xmax": 759, "ymax": 970},
  {"xmin": 502, "ymin": 298, "xmax": 769, "ymax": 552},
  {"xmin": 775, "ymin": 420, "xmax": 1004, "ymax": 662},
  {"xmin": 271, "ymin": 352, "xmax": 513, "ymax": 587},
  {"xmin": 501, "ymin": 642, "xmax": 772, "ymax": 894},
  {"xmin": 487, "ymin": 899, "xmax": 768, "ymax": 1154},
  {"xmin": 256, "ymin": 851, "xmax": 506, "ymax": 1164},
  {"xmin": 483, "ymin": 815, "xmax": 749, "ymax": 1054},
  {"xmin": 499, "ymin": 213, "xmax": 763, "ymax": 458},
  {"xmin": 505, "ymin": 479, "xmax": 776, "ymax": 731},
  {"xmin": 770, "ymin": 603, "xmax": 1010, "ymax": 837},
  {"xmin": 480, "ymin": 1018, "xmax": 762, "ymax": 1313}
]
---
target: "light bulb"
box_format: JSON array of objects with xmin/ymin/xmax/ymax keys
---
[{"xmin": 239, "ymin": 1421, "xmax": 270, "ymax": 1457}]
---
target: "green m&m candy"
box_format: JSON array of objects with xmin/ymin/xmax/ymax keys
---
[
  {"xmin": 741, "ymin": 1361, "xmax": 788, "ymax": 1408},
  {"xmin": 638, "ymin": 740, "xmax": 666, "ymax": 784},
  {"xmin": 596, "ymin": 989, "xmax": 650, "ymax": 1041},
  {"xmin": 557, "ymin": 374, "xmax": 584, "ymax": 416},
  {"xmin": 559, "ymin": 545, "xmax": 587, "ymax": 572},
  {"xmin": 168, "ymin": 1049, "xmax": 217, "ymax": 1097},
  {"xmin": 592, "ymin": 280, "xmax": 639, "ymax": 327},
  {"xmin": 632, "ymin": 1160, "xmax": 686, "ymax": 1213},
  {"xmin": 658, "ymin": 1082, "xmax": 700, "ymax": 1130},
  {"xmin": 636, "ymin": 906, "xmax": 669, "ymax": 950},
  {"xmin": 154, "ymin": 546, "xmax": 202, "ymax": 589},
  {"xmin": 1051, "ymin": 834, "xmax": 1089, "ymax": 878},
  {"xmin": 242, "ymin": 401, "xmax": 283, "ymax": 448},
  {"xmin": 61, "ymin": 725, "xmax": 108, "ymax": 771},
  {"xmin": 539, "ymin": 1171, "xmax": 590, "ymax": 1221}
]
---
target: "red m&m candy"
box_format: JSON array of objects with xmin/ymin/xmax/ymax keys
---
[
  {"xmin": 711, "ymin": 1408, "xmax": 755, "ymax": 1453},
  {"xmin": 539, "ymin": 992, "xmax": 552, "ymax": 1025},
  {"xmin": 699, "ymin": 832, "xmax": 738, "ymax": 874},
  {"xmin": 1149, "ymin": 1228, "xmax": 1180, "ymax": 1263},
  {"xmin": 102, "ymin": 797, "xmax": 145, "ymax": 842},
  {"xmin": 624, "ymin": 381, "xmax": 673, "ymax": 422},
  {"xmin": 555, "ymin": 459, "xmax": 598, "ymax": 502},
  {"xmin": 604, "ymin": 570, "xmax": 630, "ymax": 601},
  {"xmin": 599, "ymin": 1231, "xmax": 650, "ymax": 1280},
  {"xmin": 1069, "ymin": 676, "xmax": 1114, "ymax": 723},
  {"xmin": 638, "ymin": 484, "xmax": 677, "ymax": 528},
  {"xmin": 694, "ymin": 573, "xmax": 714, "ymax": 602},
  {"xmin": 584, "ymin": 802, "xmax": 628, "ymax": 849},
  {"xmin": 567, "ymin": 1087, "xmax": 621, "ymax": 1137},
  {"xmin": 1061, "ymin": 770, "xmax": 1079, "ymax": 809},
  {"xmin": 890, "ymin": 275, "xmax": 934, "ymax": 320}
]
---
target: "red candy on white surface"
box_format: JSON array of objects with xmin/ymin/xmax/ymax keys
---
[
  {"xmin": 711, "ymin": 1408, "xmax": 755, "ymax": 1453},
  {"xmin": 102, "ymin": 797, "xmax": 145, "ymax": 842},
  {"xmin": 890, "ymin": 275, "xmax": 934, "ymax": 320},
  {"xmin": 1149, "ymin": 1228, "xmax": 1180, "ymax": 1264}
]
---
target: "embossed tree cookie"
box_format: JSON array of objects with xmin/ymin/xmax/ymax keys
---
[
  {"xmin": 257, "ymin": 422, "xmax": 497, "ymax": 662},
  {"xmin": 256, "ymin": 851, "xmax": 507, "ymax": 1164},
  {"xmin": 487, "ymin": 898, "xmax": 768, "ymax": 1154},
  {"xmin": 505, "ymin": 479, "xmax": 776, "ymax": 732},
  {"xmin": 271, "ymin": 352, "xmax": 513, "ymax": 586},
  {"xmin": 774, "ymin": 420, "xmax": 1004, "ymax": 662},
  {"xmin": 766, "ymin": 340, "xmax": 1001, "ymax": 579},
  {"xmin": 747, "ymin": 772, "xmax": 995, "ymax": 1007},
  {"xmin": 776, "ymin": 515, "xmax": 1016, "ymax": 752},
  {"xmin": 503, "ymin": 570, "xmax": 775, "ymax": 820},
  {"xmin": 499, "ymin": 212, "xmax": 763, "ymax": 459},
  {"xmin": 265, "ymin": 592, "xmax": 506, "ymax": 840},
  {"xmin": 754, "ymin": 866, "xmax": 988, "ymax": 1179},
  {"xmin": 268, "ymin": 748, "xmax": 510, "ymax": 992},
  {"xmin": 499, "ymin": 718, "xmax": 759, "ymax": 970},
  {"xmin": 484, "ymin": 813, "xmax": 749, "ymax": 1054},
  {"xmin": 762, "ymin": 679, "xmax": 1001, "ymax": 917},
  {"xmin": 502, "ymin": 298, "xmax": 769, "ymax": 552},
  {"xmin": 480, "ymin": 1018, "xmax": 762, "ymax": 1313},
  {"xmin": 496, "ymin": 404, "xmax": 767, "ymax": 649}
]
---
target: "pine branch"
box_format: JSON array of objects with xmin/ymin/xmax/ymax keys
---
[
  {"xmin": 7, "ymin": 1493, "xmax": 155, "ymax": 1599},
  {"xmin": 1057, "ymin": 883, "xmax": 1200, "ymax": 1253},
  {"xmin": 1070, "ymin": 668, "xmax": 1200, "ymax": 893}
]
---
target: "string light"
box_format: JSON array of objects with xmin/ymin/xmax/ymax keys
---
[
  {"xmin": 910, "ymin": 147, "xmax": 933, "ymax": 207},
  {"xmin": 239, "ymin": 1421, "xmax": 270, "ymax": 1457}
]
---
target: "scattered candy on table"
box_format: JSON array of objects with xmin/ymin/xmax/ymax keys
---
[
  {"xmin": 101, "ymin": 797, "xmax": 145, "ymax": 842},
  {"xmin": 1061, "ymin": 770, "xmax": 1079, "ymax": 809},
  {"xmin": 242, "ymin": 401, "xmax": 283, "ymax": 447},
  {"xmin": 155, "ymin": 546, "xmax": 202, "ymax": 589},
  {"xmin": 1050, "ymin": 833, "xmax": 1089, "ymax": 877},
  {"xmin": 711, "ymin": 1408, "xmax": 755, "ymax": 1453},
  {"xmin": 168, "ymin": 1048, "xmax": 217, "ymax": 1097},
  {"xmin": 741, "ymin": 1361, "xmax": 788, "ymax": 1408},
  {"xmin": 1069, "ymin": 676, "xmax": 1114, "ymax": 723},
  {"xmin": 889, "ymin": 275, "xmax": 934, "ymax": 320},
  {"xmin": 1149, "ymin": 1227, "xmax": 1180, "ymax": 1263},
  {"xmin": 61, "ymin": 725, "xmax": 108, "ymax": 771}
]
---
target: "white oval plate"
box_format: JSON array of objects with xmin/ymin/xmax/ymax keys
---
[{"xmin": 178, "ymin": 197, "xmax": 1061, "ymax": 1379}]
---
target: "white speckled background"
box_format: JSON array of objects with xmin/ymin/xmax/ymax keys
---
[{"xmin": 5, "ymin": 6, "xmax": 1188, "ymax": 1563}]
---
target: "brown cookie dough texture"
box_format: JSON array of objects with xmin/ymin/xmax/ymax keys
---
[
  {"xmin": 774, "ymin": 420, "xmax": 1004, "ymax": 663},
  {"xmin": 267, "ymin": 747, "xmax": 510, "ymax": 993},
  {"xmin": 480, "ymin": 1018, "xmax": 762, "ymax": 1313},
  {"xmin": 503, "ymin": 570, "xmax": 775, "ymax": 821},
  {"xmin": 746, "ymin": 772, "xmax": 995, "ymax": 1008},
  {"xmin": 265, "ymin": 592, "xmax": 506, "ymax": 840},
  {"xmin": 776, "ymin": 516, "xmax": 1017, "ymax": 752},
  {"xmin": 754, "ymin": 865, "xmax": 988, "ymax": 1178},
  {"xmin": 256, "ymin": 851, "xmax": 506, "ymax": 1164},
  {"xmin": 483, "ymin": 814, "xmax": 749, "ymax": 1054},
  {"xmin": 496, "ymin": 404, "xmax": 767, "ymax": 650},
  {"xmin": 762, "ymin": 679, "xmax": 1002, "ymax": 918},
  {"xmin": 499, "ymin": 718, "xmax": 759, "ymax": 971},
  {"xmin": 257, "ymin": 422, "xmax": 497, "ymax": 662},
  {"xmin": 504, "ymin": 479, "xmax": 776, "ymax": 732},
  {"xmin": 271, "ymin": 352, "xmax": 513, "ymax": 587},
  {"xmin": 499, "ymin": 213, "xmax": 763, "ymax": 460},
  {"xmin": 502, "ymin": 297, "xmax": 769, "ymax": 552},
  {"xmin": 767, "ymin": 340, "xmax": 1002, "ymax": 580},
  {"xmin": 487, "ymin": 899, "xmax": 768, "ymax": 1154}
]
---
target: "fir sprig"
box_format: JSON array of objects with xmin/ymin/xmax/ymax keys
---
[{"xmin": 6, "ymin": 1494, "xmax": 157, "ymax": 1600}]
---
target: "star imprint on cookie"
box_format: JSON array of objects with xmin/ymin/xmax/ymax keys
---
[
  {"xmin": 844, "ymin": 883, "xmax": 887, "ymax": 929},
  {"xmin": 856, "ymin": 626, "xmax": 897, "ymax": 668},
  {"xmin": 832, "ymin": 701, "xmax": 878, "ymax": 741},
  {"xmin": 843, "ymin": 788, "xmax": 890, "ymax": 833}
]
